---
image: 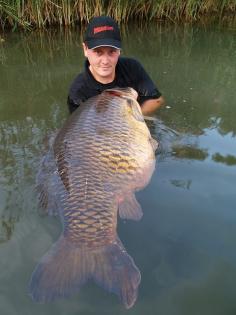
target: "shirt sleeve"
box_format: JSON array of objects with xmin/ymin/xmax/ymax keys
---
[
  {"xmin": 67, "ymin": 95, "xmax": 80, "ymax": 114},
  {"xmin": 67, "ymin": 74, "xmax": 86, "ymax": 113},
  {"xmin": 129, "ymin": 58, "xmax": 162, "ymax": 105}
]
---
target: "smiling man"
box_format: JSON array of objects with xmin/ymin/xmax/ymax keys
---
[{"xmin": 67, "ymin": 16, "xmax": 164, "ymax": 115}]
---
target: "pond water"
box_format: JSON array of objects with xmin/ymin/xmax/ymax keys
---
[{"xmin": 0, "ymin": 21, "xmax": 236, "ymax": 315}]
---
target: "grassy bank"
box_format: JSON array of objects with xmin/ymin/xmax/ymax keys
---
[{"xmin": 0, "ymin": 0, "xmax": 236, "ymax": 30}]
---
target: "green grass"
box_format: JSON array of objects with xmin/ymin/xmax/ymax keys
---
[{"xmin": 0, "ymin": 0, "xmax": 236, "ymax": 30}]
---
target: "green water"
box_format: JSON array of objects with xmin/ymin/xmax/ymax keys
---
[{"xmin": 0, "ymin": 22, "xmax": 236, "ymax": 315}]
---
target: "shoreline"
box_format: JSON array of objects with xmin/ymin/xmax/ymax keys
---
[{"xmin": 0, "ymin": 0, "xmax": 236, "ymax": 31}]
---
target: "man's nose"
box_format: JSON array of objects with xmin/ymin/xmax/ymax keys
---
[{"xmin": 101, "ymin": 54, "xmax": 109, "ymax": 64}]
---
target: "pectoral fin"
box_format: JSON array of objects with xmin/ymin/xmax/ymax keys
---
[
  {"xmin": 150, "ymin": 137, "xmax": 158, "ymax": 151},
  {"xmin": 118, "ymin": 193, "xmax": 143, "ymax": 221}
]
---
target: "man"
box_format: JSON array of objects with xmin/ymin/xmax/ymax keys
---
[{"xmin": 67, "ymin": 16, "xmax": 164, "ymax": 115}]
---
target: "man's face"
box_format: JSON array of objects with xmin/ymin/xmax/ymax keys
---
[{"xmin": 83, "ymin": 44, "xmax": 120, "ymax": 83}]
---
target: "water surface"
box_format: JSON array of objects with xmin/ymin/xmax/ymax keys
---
[{"xmin": 0, "ymin": 22, "xmax": 236, "ymax": 315}]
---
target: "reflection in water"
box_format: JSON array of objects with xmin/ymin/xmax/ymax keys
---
[
  {"xmin": 0, "ymin": 218, "xmax": 15, "ymax": 243},
  {"xmin": 0, "ymin": 111, "xmax": 62, "ymax": 243},
  {"xmin": 0, "ymin": 30, "xmax": 82, "ymax": 123},
  {"xmin": 0, "ymin": 119, "xmax": 40, "ymax": 243},
  {"xmin": 212, "ymin": 153, "xmax": 236, "ymax": 166},
  {"xmin": 172, "ymin": 145, "xmax": 208, "ymax": 160},
  {"xmin": 1, "ymin": 28, "xmax": 81, "ymax": 66},
  {"xmin": 170, "ymin": 179, "xmax": 192, "ymax": 190}
]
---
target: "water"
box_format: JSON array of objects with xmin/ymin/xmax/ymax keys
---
[{"xmin": 0, "ymin": 22, "xmax": 236, "ymax": 315}]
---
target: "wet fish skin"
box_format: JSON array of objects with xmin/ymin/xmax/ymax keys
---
[{"xmin": 29, "ymin": 87, "xmax": 157, "ymax": 308}]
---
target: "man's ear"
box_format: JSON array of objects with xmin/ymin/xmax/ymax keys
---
[{"xmin": 82, "ymin": 42, "xmax": 88, "ymax": 57}]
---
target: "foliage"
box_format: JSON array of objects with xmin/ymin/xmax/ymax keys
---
[{"xmin": 0, "ymin": 0, "xmax": 236, "ymax": 30}]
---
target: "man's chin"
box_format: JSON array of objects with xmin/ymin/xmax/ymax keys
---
[
  {"xmin": 100, "ymin": 70, "xmax": 112, "ymax": 76},
  {"xmin": 99, "ymin": 72, "xmax": 113, "ymax": 79}
]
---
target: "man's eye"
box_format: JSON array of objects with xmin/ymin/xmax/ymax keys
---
[{"xmin": 94, "ymin": 50, "xmax": 102, "ymax": 55}]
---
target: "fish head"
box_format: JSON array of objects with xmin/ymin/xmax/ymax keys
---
[
  {"xmin": 94, "ymin": 88, "xmax": 154, "ymax": 150},
  {"xmin": 102, "ymin": 87, "xmax": 144, "ymax": 124}
]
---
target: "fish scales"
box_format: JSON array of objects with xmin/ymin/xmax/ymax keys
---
[{"xmin": 29, "ymin": 88, "xmax": 157, "ymax": 309}]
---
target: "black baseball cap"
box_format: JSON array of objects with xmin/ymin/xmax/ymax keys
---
[{"xmin": 84, "ymin": 16, "xmax": 121, "ymax": 50}]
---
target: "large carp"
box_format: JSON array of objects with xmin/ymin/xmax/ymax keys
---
[{"xmin": 29, "ymin": 87, "xmax": 157, "ymax": 308}]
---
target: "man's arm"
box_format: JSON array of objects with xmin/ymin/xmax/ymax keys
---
[{"xmin": 141, "ymin": 96, "xmax": 165, "ymax": 116}]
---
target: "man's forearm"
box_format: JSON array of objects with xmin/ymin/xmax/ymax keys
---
[{"xmin": 141, "ymin": 96, "xmax": 165, "ymax": 116}]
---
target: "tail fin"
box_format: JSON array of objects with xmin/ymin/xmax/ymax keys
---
[
  {"xmin": 29, "ymin": 236, "xmax": 141, "ymax": 309},
  {"xmin": 93, "ymin": 237, "xmax": 141, "ymax": 308},
  {"xmin": 29, "ymin": 236, "xmax": 92, "ymax": 302}
]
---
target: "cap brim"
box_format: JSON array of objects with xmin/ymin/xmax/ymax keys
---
[{"xmin": 86, "ymin": 38, "xmax": 121, "ymax": 50}]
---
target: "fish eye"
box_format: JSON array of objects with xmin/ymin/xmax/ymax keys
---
[
  {"xmin": 124, "ymin": 97, "xmax": 144, "ymax": 122},
  {"xmin": 126, "ymin": 98, "xmax": 133, "ymax": 107}
]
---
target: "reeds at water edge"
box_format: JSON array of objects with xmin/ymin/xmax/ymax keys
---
[{"xmin": 0, "ymin": 0, "xmax": 236, "ymax": 30}]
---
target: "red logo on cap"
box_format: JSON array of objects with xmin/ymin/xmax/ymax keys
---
[{"xmin": 93, "ymin": 26, "xmax": 114, "ymax": 34}]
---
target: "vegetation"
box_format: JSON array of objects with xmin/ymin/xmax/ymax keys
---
[{"xmin": 0, "ymin": 0, "xmax": 236, "ymax": 30}]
